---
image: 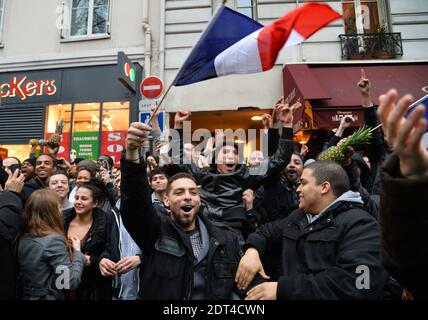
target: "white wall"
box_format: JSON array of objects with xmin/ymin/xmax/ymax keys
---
[{"xmin": 0, "ymin": 0, "xmax": 155, "ymax": 71}]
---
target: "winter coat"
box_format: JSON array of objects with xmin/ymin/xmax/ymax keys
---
[
  {"xmin": 245, "ymin": 192, "xmax": 388, "ymax": 299},
  {"xmin": 380, "ymin": 153, "xmax": 428, "ymax": 299}
]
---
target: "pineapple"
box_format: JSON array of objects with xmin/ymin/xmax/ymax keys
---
[
  {"xmin": 317, "ymin": 126, "xmax": 373, "ymax": 164},
  {"xmin": 47, "ymin": 118, "xmax": 64, "ymax": 148}
]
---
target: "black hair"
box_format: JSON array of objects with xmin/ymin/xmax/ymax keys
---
[
  {"xmin": 292, "ymin": 151, "xmax": 304, "ymax": 163},
  {"xmin": 76, "ymin": 182, "xmax": 103, "ymax": 206},
  {"xmin": 149, "ymin": 166, "xmax": 169, "ymax": 182},
  {"xmin": 37, "ymin": 154, "xmax": 57, "ymax": 167},
  {"xmin": 77, "ymin": 166, "xmax": 96, "ymax": 179},
  {"xmin": 305, "ymin": 160, "xmax": 350, "ymax": 197}
]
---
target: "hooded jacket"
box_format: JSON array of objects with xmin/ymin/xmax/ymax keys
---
[{"xmin": 245, "ymin": 194, "xmax": 388, "ymax": 299}]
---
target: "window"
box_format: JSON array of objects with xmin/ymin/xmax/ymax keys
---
[
  {"xmin": 63, "ymin": 0, "xmax": 111, "ymax": 39},
  {"xmin": 236, "ymin": 0, "xmax": 256, "ymax": 19},
  {"xmin": 45, "ymin": 102, "xmax": 129, "ymax": 164},
  {"xmin": 343, "ymin": 0, "xmax": 388, "ymax": 34},
  {"xmin": 0, "ymin": 0, "xmax": 5, "ymax": 44}
]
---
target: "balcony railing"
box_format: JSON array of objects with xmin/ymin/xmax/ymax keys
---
[{"xmin": 339, "ymin": 33, "xmax": 403, "ymax": 60}]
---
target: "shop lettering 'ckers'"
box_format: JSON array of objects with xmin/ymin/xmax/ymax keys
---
[{"xmin": 0, "ymin": 76, "xmax": 57, "ymax": 100}]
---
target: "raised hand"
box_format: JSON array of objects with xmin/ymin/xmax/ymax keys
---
[
  {"xmin": 262, "ymin": 114, "xmax": 272, "ymax": 130},
  {"xmin": 357, "ymin": 69, "xmax": 372, "ymax": 106},
  {"xmin": 126, "ymin": 122, "xmax": 152, "ymax": 151},
  {"xmin": 5, "ymin": 168, "xmax": 26, "ymax": 194},
  {"xmin": 377, "ymin": 89, "xmax": 428, "ymax": 178},
  {"xmin": 242, "ymin": 189, "xmax": 255, "ymax": 211},
  {"xmin": 277, "ymin": 100, "xmax": 302, "ymax": 128}
]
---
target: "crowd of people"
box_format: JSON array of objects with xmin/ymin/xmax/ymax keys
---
[{"xmin": 0, "ymin": 69, "xmax": 426, "ymax": 300}]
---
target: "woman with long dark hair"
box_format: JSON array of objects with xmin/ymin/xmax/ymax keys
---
[
  {"xmin": 64, "ymin": 182, "xmax": 115, "ymax": 300},
  {"xmin": 17, "ymin": 189, "xmax": 85, "ymax": 300}
]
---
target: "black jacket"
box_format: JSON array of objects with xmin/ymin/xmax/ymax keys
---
[
  {"xmin": 63, "ymin": 207, "xmax": 114, "ymax": 300},
  {"xmin": 380, "ymin": 153, "xmax": 428, "ymax": 299},
  {"xmin": 245, "ymin": 200, "xmax": 388, "ymax": 299},
  {"xmin": 0, "ymin": 191, "xmax": 23, "ymax": 299},
  {"xmin": 120, "ymin": 158, "xmax": 243, "ymax": 300},
  {"xmin": 169, "ymin": 128, "xmax": 294, "ymax": 232}
]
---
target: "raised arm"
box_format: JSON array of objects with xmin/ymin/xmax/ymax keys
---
[
  {"xmin": 377, "ymin": 89, "xmax": 428, "ymax": 299},
  {"xmin": 121, "ymin": 122, "xmax": 161, "ymax": 253}
]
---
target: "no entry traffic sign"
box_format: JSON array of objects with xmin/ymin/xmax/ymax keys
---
[{"xmin": 140, "ymin": 76, "xmax": 163, "ymax": 99}]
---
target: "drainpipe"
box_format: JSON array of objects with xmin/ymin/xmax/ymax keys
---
[
  {"xmin": 159, "ymin": 0, "xmax": 166, "ymax": 80},
  {"xmin": 143, "ymin": 0, "xmax": 151, "ymax": 76}
]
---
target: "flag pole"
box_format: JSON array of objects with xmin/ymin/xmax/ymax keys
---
[
  {"xmin": 146, "ymin": 82, "xmax": 173, "ymax": 124},
  {"xmin": 145, "ymin": 2, "xmax": 226, "ymax": 125}
]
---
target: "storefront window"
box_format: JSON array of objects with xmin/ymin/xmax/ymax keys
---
[
  {"xmin": 45, "ymin": 104, "xmax": 72, "ymax": 160},
  {"xmin": 100, "ymin": 102, "xmax": 130, "ymax": 166},
  {"xmin": 343, "ymin": 0, "xmax": 385, "ymax": 34},
  {"xmin": 0, "ymin": 144, "xmax": 31, "ymax": 162}
]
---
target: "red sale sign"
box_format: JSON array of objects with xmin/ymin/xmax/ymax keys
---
[{"xmin": 101, "ymin": 131, "xmax": 127, "ymax": 167}]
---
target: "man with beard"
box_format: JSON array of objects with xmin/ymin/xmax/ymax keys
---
[
  {"xmin": 120, "ymin": 123, "xmax": 247, "ymax": 300},
  {"xmin": 257, "ymin": 152, "xmax": 304, "ymax": 223}
]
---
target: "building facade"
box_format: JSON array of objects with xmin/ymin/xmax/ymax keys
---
[
  {"xmin": 0, "ymin": 0, "xmax": 427, "ymax": 161},
  {"xmin": 160, "ymin": 0, "xmax": 428, "ymax": 156}
]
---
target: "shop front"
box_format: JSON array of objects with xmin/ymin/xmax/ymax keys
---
[
  {"xmin": 283, "ymin": 62, "xmax": 428, "ymax": 157},
  {"xmin": 0, "ymin": 62, "xmax": 142, "ymax": 165}
]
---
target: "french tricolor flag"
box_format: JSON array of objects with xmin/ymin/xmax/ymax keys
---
[{"xmin": 173, "ymin": 3, "xmax": 341, "ymax": 86}]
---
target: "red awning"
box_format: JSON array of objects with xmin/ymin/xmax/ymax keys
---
[{"xmin": 283, "ymin": 62, "xmax": 428, "ymax": 128}]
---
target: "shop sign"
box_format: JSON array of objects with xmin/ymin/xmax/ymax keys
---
[
  {"xmin": 117, "ymin": 51, "xmax": 137, "ymax": 93},
  {"xmin": 313, "ymin": 109, "xmax": 364, "ymax": 128},
  {"xmin": 0, "ymin": 71, "xmax": 61, "ymax": 104},
  {"xmin": 101, "ymin": 131, "xmax": 127, "ymax": 167},
  {"xmin": 72, "ymin": 131, "xmax": 99, "ymax": 160}
]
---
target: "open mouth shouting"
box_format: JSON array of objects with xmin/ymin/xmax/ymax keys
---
[
  {"xmin": 286, "ymin": 169, "xmax": 297, "ymax": 180},
  {"xmin": 180, "ymin": 204, "xmax": 194, "ymax": 214}
]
